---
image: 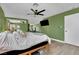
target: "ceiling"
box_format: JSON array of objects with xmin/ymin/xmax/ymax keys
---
[{"xmin": 1, "ymin": 3, "xmax": 79, "ymax": 24}]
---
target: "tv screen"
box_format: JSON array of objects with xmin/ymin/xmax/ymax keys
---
[{"xmin": 40, "ymin": 19, "xmax": 49, "ymax": 26}]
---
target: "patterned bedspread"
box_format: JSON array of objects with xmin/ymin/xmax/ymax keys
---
[{"xmin": 0, "ymin": 32, "xmax": 50, "ymax": 54}]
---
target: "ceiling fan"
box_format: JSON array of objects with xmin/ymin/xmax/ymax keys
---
[
  {"xmin": 27, "ymin": 3, "xmax": 46, "ymax": 16},
  {"xmin": 30, "ymin": 8, "xmax": 45, "ymax": 16}
]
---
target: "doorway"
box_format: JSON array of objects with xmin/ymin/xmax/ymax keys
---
[{"xmin": 65, "ymin": 13, "xmax": 79, "ymax": 46}]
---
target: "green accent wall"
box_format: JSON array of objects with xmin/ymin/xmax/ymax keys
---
[
  {"xmin": 0, "ymin": 6, "xmax": 8, "ymax": 32},
  {"xmin": 40, "ymin": 8, "xmax": 79, "ymax": 41},
  {"xmin": 19, "ymin": 21, "xmax": 28, "ymax": 32},
  {"xmin": 6, "ymin": 17, "xmax": 28, "ymax": 32}
]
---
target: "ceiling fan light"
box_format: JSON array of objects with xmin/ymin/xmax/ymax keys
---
[{"xmin": 33, "ymin": 3, "xmax": 39, "ymax": 7}]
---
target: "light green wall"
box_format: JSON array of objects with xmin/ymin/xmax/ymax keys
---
[
  {"xmin": 6, "ymin": 17, "xmax": 29, "ymax": 32},
  {"xmin": 19, "ymin": 20, "xmax": 28, "ymax": 32},
  {"xmin": 0, "ymin": 6, "xmax": 8, "ymax": 32},
  {"xmin": 40, "ymin": 8, "xmax": 79, "ymax": 41}
]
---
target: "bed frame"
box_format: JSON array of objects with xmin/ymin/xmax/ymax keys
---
[
  {"xmin": 19, "ymin": 44, "xmax": 49, "ymax": 55},
  {"xmin": 0, "ymin": 41, "xmax": 49, "ymax": 55}
]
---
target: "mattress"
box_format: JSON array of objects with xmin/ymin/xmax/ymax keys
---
[{"xmin": 0, "ymin": 41, "xmax": 48, "ymax": 55}]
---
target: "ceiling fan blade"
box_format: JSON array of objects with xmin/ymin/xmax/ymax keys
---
[
  {"xmin": 31, "ymin": 9, "xmax": 38, "ymax": 15},
  {"xmin": 31, "ymin": 8, "xmax": 35, "ymax": 13},
  {"xmin": 38, "ymin": 14, "xmax": 44, "ymax": 16},
  {"xmin": 37, "ymin": 9, "xmax": 45, "ymax": 14}
]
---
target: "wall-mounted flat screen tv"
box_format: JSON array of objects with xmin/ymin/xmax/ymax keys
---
[{"xmin": 40, "ymin": 19, "xmax": 49, "ymax": 26}]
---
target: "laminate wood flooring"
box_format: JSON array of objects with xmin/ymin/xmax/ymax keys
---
[{"xmin": 40, "ymin": 40, "xmax": 79, "ymax": 55}]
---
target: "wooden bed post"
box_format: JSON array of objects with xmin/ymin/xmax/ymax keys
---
[
  {"xmin": 43, "ymin": 44, "xmax": 49, "ymax": 53},
  {"xmin": 28, "ymin": 53, "xmax": 32, "ymax": 55}
]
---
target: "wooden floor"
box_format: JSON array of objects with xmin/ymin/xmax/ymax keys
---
[{"xmin": 40, "ymin": 40, "xmax": 79, "ymax": 55}]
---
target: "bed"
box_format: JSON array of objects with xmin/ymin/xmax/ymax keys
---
[
  {"xmin": 0, "ymin": 32, "xmax": 50, "ymax": 55},
  {"xmin": 0, "ymin": 41, "xmax": 48, "ymax": 55}
]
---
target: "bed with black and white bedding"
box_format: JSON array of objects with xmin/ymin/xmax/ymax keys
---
[{"xmin": 0, "ymin": 32, "xmax": 50, "ymax": 55}]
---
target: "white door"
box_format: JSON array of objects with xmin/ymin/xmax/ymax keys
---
[{"xmin": 65, "ymin": 13, "xmax": 79, "ymax": 46}]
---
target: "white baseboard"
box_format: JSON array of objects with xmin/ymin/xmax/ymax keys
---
[{"xmin": 50, "ymin": 38, "xmax": 64, "ymax": 43}]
